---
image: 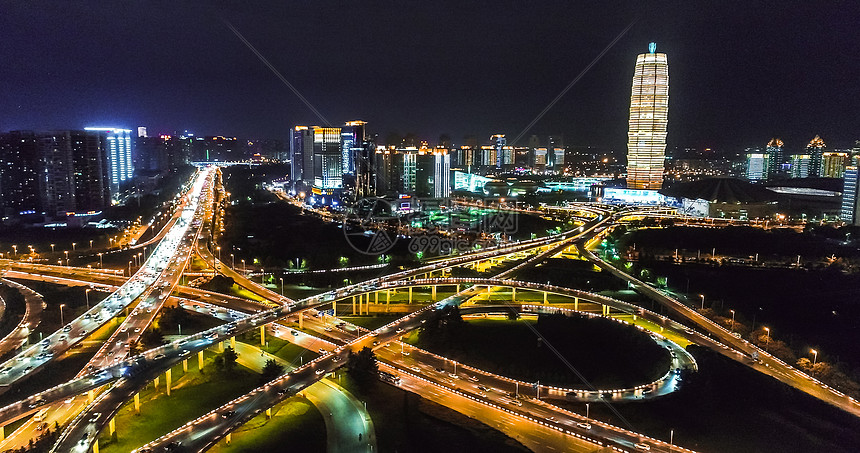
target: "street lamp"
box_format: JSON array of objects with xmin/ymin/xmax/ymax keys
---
[
  {"xmin": 811, "ymin": 349, "xmax": 818, "ymax": 366},
  {"xmin": 60, "ymin": 304, "xmax": 66, "ymax": 326},
  {"xmin": 89, "ymin": 240, "xmax": 93, "ymax": 250},
  {"xmin": 763, "ymin": 327, "xmax": 770, "ymax": 351},
  {"xmin": 98, "ymin": 253, "xmax": 103, "ymax": 268},
  {"xmin": 699, "ymin": 294, "xmax": 705, "ymax": 310},
  {"xmin": 230, "ymin": 253, "xmax": 234, "ymax": 269},
  {"xmin": 241, "ymin": 259, "xmax": 245, "ymax": 276},
  {"xmin": 12, "ymin": 245, "xmax": 17, "ymax": 258},
  {"xmin": 85, "ymin": 289, "xmax": 90, "ymax": 310},
  {"xmin": 280, "ymin": 277, "xmax": 284, "ymax": 296},
  {"xmin": 72, "ymin": 242, "xmax": 76, "ymax": 252},
  {"xmin": 64, "ymin": 250, "xmax": 69, "ymax": 265},
  {"xmin": 50, "ymin": 244, "xmax": 55, "ymax": 253},
  {"xmin": 729, "ymin": 309, "xmax": 735, "ymax": 332},
  {"xmin": 128, "ymin": 261, "xmax": 132, "ymax": 277}
]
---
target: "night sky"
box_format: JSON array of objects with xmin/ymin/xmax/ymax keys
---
[{"xmin": 1, "ymin": 1, "xmax": 858, "ymax": 154}]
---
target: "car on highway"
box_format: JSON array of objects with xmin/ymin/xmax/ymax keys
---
[
  {"xmin": 634, "ymin": 442, "xmax": 651, "ymax": 451},
  {"xmin": 315, "ymin": 369, "xmax": 326, "ymax": 375},
  {"xmin": 221, "ymin": 410, "xmax": 236, "ymax": 418},
  {"xmin": 577, "ymin": 422, "xmax": 592, "ymax": 430}
]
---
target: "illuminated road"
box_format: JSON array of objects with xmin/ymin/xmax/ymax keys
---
[
  {"xmin": 0, "ymin": 203, "xmax": 705, "ymax": 453},
  {"xmin": 230, "ymin": 342, "xmax": 376, "ymax": 453},
  {"xmin": 0, "ymin": 278, "xmax": 45, "ymax": 358},
  {"xmin": 578, "ymin": 237, "xmax": 860, "ymax": 418}
]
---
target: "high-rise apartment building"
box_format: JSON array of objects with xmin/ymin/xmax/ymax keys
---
[
  {"xmin": 806, "ymin": 135, "xmax": 825, "ymax": 177},
  {"xmin": 765, "ymin": 138, "xmax": 784, "ymax": 180},
  {"xmin": 626, "ymin": 43, "xmax": 668, "ymax": 190},
  {"xmin": 745, "ymin": 147, "xmax": 769, "ymax": 181},
  {"xmin": 822, "ymin": 152, "xmax": 848, "ymax": 178},
  {"xmin": 85, "ymin": 127, "xmax": 133, "ymax": 188},
  {"xmin": 841, "ymin": 160, "xmax": 859, "ymax": 225},
  {"xmin": 790, "ymin": 154, "xmax": 812, "ymax": 178},
  {"xmin": 69, "ymin": 131, "xmax": 110, "ymax": 211},
  {"xmin": 0, "ymin": 131, "xmax": 41, "ymax": 215}
]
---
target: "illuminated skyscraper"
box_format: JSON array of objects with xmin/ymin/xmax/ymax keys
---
[
  {"xmin": 806, "ymin": 135, "xmax": 825, "ymax": 177},
  {"xmin": 312, "ymin": 127, "xmax": 343, "ymax": 194},
  {"xmin": 745, "ymin": 147, "xmax": 769, "ymax": 181},
  {"xmin": 626, "ymin": 42, "xmax": 668, "ymax": 190},
  {"xmin": 822, "ymin": 152, "xmax": 848, "ymax": 178},
  {"xmin": 841, "ymin": 159, "xmax": 860, "ymax": 225},
  {"xmin": 85, "ymin": 127, "xmax": 133, "ymax": 188},
  {"xmin": 765, "ymin": 138, "xmax": 784, "ymax": 180}
]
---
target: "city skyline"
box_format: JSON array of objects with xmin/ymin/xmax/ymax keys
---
[{"xmin": 1, "ymin": 2, "xmax": 858, "ymax": 152}]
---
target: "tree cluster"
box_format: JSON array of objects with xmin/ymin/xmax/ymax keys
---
[
  {"xmin": 214, "ymin": 347, "xmax": 239, "ymax": 373},
  {"xmin": 347, "ymin": 347, "xmax": 378, "ymax": 388},
  {"xmin": 260, "ymin": 359, "xmax": 284, "ymax": 385}
]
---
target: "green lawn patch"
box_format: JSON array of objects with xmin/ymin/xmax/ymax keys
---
[
  {"xmin": 99, "ymin": 360, "xmax": 261, "ymax": 452},
  {"xmin": 410, "ymin": 314, "xmax": 671, "ymax": 389},
  {"xmin": 339, "ymin": 372, "xmax": 528, "ymax": 453},
  {"xmin": 207, "ymin": 396, "xmax": 325, "ymax": 453}
]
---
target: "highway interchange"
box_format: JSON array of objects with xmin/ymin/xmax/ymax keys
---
[{"xmin": 0, "ymin": 168, "xmax": 856, "ymax": 452}]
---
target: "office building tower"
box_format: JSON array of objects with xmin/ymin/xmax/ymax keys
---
[
  {"xmin": 822, "ymin": 152, "xmax": 848, "ymax": 178},
  {"xmin": 402, "ymin": 151, "xmax": 417, "ymax": 194},
  {"xmin": 290, "ymin": 126, "xmax": 313, "ymax": 189},
  {"xmin": 312, "ymin": 127, "xmax": 343, "ymax": 195},
  {"xmin": 745, "ymin": 147, "xmax": 769, "ymax": 181},
  {"xmin": 85, "ymin": 127, "xmax": 133, "ymax": 188},
  {"xmin": 626, "ymin": 42, "xmax": 669, "ymax": 190},
  {"xmin": 841, "ymin": 161, "xmax": 859, "ymax": 225},
  {"xmin": 546, "ymin": 135, "xmax": 564, "ymax": 171},
  {"xmin": 765, "ymin": 138, "xmax": 784, "ymax": 180},
  {"xmin": 343, "ymin": 121, "xmax": 375, "ymax": 198},
  {"xmin": 432, "ymin": 149, "xmax": 451, "ymax": 197},
  {"xmin": 552, "ymin": 147, "xmax": 565, "ymax": 172},
  {"xmin": 790, "ymin": 154, "xmax": 812, "ymax": 178},
  {"xmin": 137, "ymin": 127, "xmax": 147, "ymax": 138},
  {"xmin": 534, "ymin": 148, "xmax": 548, "ymax": 166},
  {"xmin": 374, "ymin": 147, "xmax": 402, "ymax": 195},
  {"xmin": 807, "ymin": 135, "xmax": 825, "ymax": 177},
  {"xmin": 492, "ymin": 134, "xmax": 506, "ymax": 168}
]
